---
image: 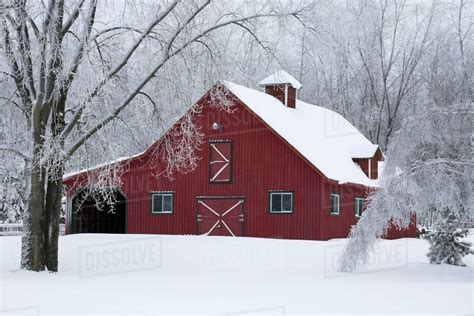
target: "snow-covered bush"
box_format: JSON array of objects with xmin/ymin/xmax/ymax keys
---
[{"xmin": 426, "ymin": 209, "xmax": 473, "ymax": 266}]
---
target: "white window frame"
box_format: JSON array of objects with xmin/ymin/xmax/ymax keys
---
[
  {"xmin": 269, "ymin": 192, "xmax": 293, "ymax": 214},
  {"xmin": 355, "ymin": 197, "xmax": 364, "ymax": 218},
  {"xmin": 151, "ymin": 193, "xmax": 174, "ymax": 214},
  {"xmin": 330, "ymin": 193, "xmax": 340, "ymax": 215}
]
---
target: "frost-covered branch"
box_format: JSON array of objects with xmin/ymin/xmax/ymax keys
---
[
  {"xmin": 65, "ymin": 8, "xmax": 300, "ymax": 158},
  {"xmin": 60, "ymin": 0, "xmax": 181, "ymax": 140},
  {"xmin": 339, "ymin": 103, "xmax": 473, "ymax": 272}
]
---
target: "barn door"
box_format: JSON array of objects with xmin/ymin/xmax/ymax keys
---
[
  {"xmin": 197, "ymin": 198, "xmax": 244, "ymax": 236},
  {"xmin": 209, "ymin": 141, "xmax": 232, "ymax": 183}
]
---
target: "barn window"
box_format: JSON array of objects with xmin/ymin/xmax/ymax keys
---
[
  {"xmin": 151, "ymin": 193, "xmax": 174, "ymax": 214},
  {"xmin": 330, "ymin": 193, "xmax": 340, "ymax": 215},
  {"xmin": 209, "ymin": 141, "xmax": 233, "ymax": 183},
  {"xmin": 355, "ymin": 197, "xmax": 364, "ymax": 218},
  {"xmin": 269, "ymin": 192, "xmax": 293, "ymax": 213}
]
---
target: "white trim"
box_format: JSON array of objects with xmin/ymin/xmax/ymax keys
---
[
  {"xmin": 210, "ymin": 160, "xmax": 227, "ymax": 164},
  {"xmin": 284, "ymin": 84, "xmax": 288, "ymax": 107},
  {"xmin": 368, "ymin": 159, "xmax": 371, "ymax": 179},
  {"xmin": 269, "ymin": 192, "xmax": 293, "ymax": 213},
  {"xmin": 221, "ymin": 200, "xmax": 244, "ymax": 217},
  {"xmin": 330, "ymin": 193, "xmax": 340, "ymax": 215},
  {"xmin": 355, "ymin": 197, "xmax": 364, "ymax": 218},
  {"xmin": 221, "ymin": 220, "xmax": 235, "ymax": 237},
  {"xmin": 196, "ymin": 195, "xmax": 244, "ymax": 199},
  {"xmin": 211, "ymin": 144, "xmax": 229, "ymax": 162},
  {"xmin": 210, "ymin": 163, "xmax": 229, "ymax": 181},
  {"xmin": 209, "ymin": 139, "xmax": 233, "ymax": 143},
  {"xmin": 203, "ymin": 220, "xmax": 220, "ymax": 236},
  {"xmin": 198, "ymin": 201, "xmax": 220, "ymax": 217},
  {"xmin": 151, "ymin": 193, "xmax": 173, "ymax": 214}
]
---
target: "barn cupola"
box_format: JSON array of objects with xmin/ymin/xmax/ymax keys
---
[{"xmin": 258, "ymin": 70, "xmax": 302, "ymax": 109}]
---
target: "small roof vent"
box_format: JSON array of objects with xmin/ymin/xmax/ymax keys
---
[{"xmin": 258, "ymin": 70, "xmax": 301, "ymax": 108}]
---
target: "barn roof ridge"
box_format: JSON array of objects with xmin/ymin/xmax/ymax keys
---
[{"xmin": 222, "ymin": 81, "xmax": 380, "ymax": 187}]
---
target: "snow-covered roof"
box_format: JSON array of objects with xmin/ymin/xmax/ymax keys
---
[
  {"xmin": 258, "ymin": 70, "xmax": 302, "ymax": 89},
  {"xmin": 348, "ymin": 144, "xmax": 379, "ymax": 159},
  {"xmin": 224, "ymin": 81, "xmax": 380, "ymax": 187},
  {"xmin": 63, "ymin": 152, "xmax": 144, "ymax": 181}
]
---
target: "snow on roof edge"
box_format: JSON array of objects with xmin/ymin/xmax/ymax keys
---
[
  {"xmin": 258, "ymin": 70, "xmax": 302, "ymax": 89},
  {"xmin": 62, "ymin": 151, "xmax": 145, "ymax": 181},
  {"xmin": 348, "ymin": 144, "xmax": 380, "ymax": 159}
]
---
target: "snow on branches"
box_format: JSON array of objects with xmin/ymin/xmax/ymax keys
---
[
  {"xmin": 149, "ymin": 82, "xmax": 235, "ymax": 179},
  {"xmin": 339, "ymin": 103, "xmax": 473, "ymax": 272},
  {"xmin": 155, "ymin": 103, "xmax": 205, "ymax": 180},
  {"xmin": 72, "ymin": 162, "xmax": 125, "ymax": 215}
]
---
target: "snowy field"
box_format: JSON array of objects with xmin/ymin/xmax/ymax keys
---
[{"xmin": 1, "ymin": 234, "xmax": 473, "ymax": 316}]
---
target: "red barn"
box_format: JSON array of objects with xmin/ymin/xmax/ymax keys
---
[{"xmin": 63, "ymin": 71, "xmax": 415, "ymax": 240}]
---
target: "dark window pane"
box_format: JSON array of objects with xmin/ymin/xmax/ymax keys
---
[
  {"xmin": 282, "ymin": 194, "xmax": 292, "ymax": 212},
  {"xmin": 331, "ymin": 194, "xmax": 339, "ymax": 214},
  {"xmin": 153, "ymin": 194, "xmax": 163, "ymax": 213},
  {"xmin": 271, "ymin": 194, "xmax": 282, "ymax": 212},
  {"xmin": 163, "ymin": 195, "xmax": 172, "ymax": 213},
  {"xmin": 356, "ymin": 199, "xmax": 363, "ymax": 217}
]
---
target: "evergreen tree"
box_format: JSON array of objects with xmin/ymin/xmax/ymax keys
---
[{"xmin": 426, "ymin": 209, "xmax": 473, "ymax": 267}]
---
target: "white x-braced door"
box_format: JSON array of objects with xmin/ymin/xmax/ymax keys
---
[{"xmin": 197, "ymin": 197, "xmax": 244, "ymax": 236}]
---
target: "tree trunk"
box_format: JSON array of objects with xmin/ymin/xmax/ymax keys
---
[
  {"xmin": 44, "ymin": 86, "xmax": 67, "ymax": 271},
  {"xmin": 44, "ymin": 176, "xmax": 64, "ymax": 272},
  {"xmin": 21, "ymin": 104, "xmax": 46, "ymax": 271},
  {"xmin": 21, "ymin": 164, "xmax": 46, "ymax": 271}
]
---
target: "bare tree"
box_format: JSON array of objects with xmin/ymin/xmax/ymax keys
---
[
  {"xmin": 295, "ymin": 0, "xmax": 438, "ymax": 150},
  {"xmin": 0, "ymin": 0, "xmax": 302, "ymax": 271},
  {"xmin": 337, "ymin": 0, "xmax": 474, "ymax": 272}
]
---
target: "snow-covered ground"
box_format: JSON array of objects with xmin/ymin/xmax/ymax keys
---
[{"xmin": 1, "ymin": 234, "xmax": 473, "ymax": 315}]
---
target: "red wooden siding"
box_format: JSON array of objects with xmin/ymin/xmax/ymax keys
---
[
  {"xmin": 370, "ymin": 148, "xmax": 384, "ymax": 179},
  {"xmin": 116, "ymin": 97, "xmax": 326, "ymax": 239},
  {"xmin": 64, "ymin": 86, "xmax": 415, "ymax": 240},
  {"xmin": 263, "ymin": 85, "xmax": 296, "ymax": 108},
  {"xmin": 353, "ymin": 148, "xmax": 384, "ymax": 180},
  {"xmin": 264, "ymin": 85, "xmax": 285, "ymax": 104},
  {"xmin": 353, "ymin": 158, "xmax": 369, "ymax": 178},
  {"xmin": 287, "ymin": 86, "xmax": 296, "ymax": 108}
]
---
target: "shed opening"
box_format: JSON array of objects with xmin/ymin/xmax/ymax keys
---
[{"xmin": 71, "ymin": 190, "xmax": 126, "ymax": 234}]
